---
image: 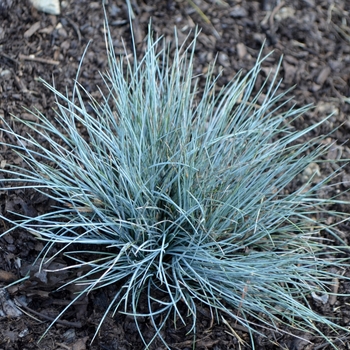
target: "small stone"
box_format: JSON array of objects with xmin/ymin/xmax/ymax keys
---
[
  {"xmin": 0, "ymin": 69, "xmax": 11, "ymax": 80},
  {"xmin": 57, "ymin": 27, "xmax": 68, "ymax": 38},
  {"xmin": 29, "ymin": 0, "xmax": 60, "ymax": 15},
  {"xmin": 301, "ymin": 162, "xmax": 321, "ymax": 184},
  {"xmin": 230, "ymin": 6, "xmax": 248, "ymax": 18}
]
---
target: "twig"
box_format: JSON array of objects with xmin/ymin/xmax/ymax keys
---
[
  {"xmin": 56, "ymin": 343, "xmax": 71, "ymax": 350},
  {"xmin": 18, "ymin": 54, "xmax": 59, "ymax": 66},
  {"xmin": 14, "ymin": 297, "xmax": 82, "ymax": 328},
  {"xmin": 64, "ymin": 16, "xmax": 82, "ymax": 43},
  {"xmin": 269, "ymin": 0, "xmax": 285, "ymax": 29},
  {"xmin": 0, "ymin": 52, "xmax": 20, "ymax": 65},
  {"xmin": 314, "ymin": 333, "xmax": 350, "ymax": 350}
]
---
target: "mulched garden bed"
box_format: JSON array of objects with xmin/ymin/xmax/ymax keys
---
[{"xmin": 1, "ymin": 0, "xmax": 350, "ymax": 349}]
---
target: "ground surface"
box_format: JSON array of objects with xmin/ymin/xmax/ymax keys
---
[{"xmin": 1, "ymin": 0, "xmax": 350, "ymax": 349}]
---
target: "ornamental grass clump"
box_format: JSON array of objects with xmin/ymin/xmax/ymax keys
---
[{"xmin": 1, "ymin": 25, "xmax": 350, "ymax": 348}]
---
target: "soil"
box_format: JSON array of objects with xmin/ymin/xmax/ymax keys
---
[{"xmin": 1, "ymin": 0, "xmax": 350, "ymax": 349}]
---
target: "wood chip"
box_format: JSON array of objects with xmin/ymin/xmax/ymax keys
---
[
  {"xmin": 236, "ymin": 43, "xmax": 247, "ymax": 59},
  {"xmin": 316, "ymin": 66, "xmax": 331, "ymax": 86},
  {"xmin": 23, "ymin": 21, "xmax": 41, "ymax": 38},
  {"xmin": 0, "ymin": 270, "xmax": 17, "ymax": 283},
  {"xmin": 0, "ymin": 288, "xmax": 22, "ymax": 317}
]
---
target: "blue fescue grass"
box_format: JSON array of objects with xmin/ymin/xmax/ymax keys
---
[{"xmin": 1, "ymin": 24, "xmax": 350, "ymax": 349}]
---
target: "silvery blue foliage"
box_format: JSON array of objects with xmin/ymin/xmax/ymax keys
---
[{"xmin": 1, "ymin": 24, "xmax": 349, "ymax": 349}]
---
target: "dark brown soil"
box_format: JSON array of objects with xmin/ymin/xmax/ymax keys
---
[{"xmin": 1, "ymin": 0, "xmax": 350, "ymax": 349}]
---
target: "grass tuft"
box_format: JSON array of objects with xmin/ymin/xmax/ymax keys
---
[{"xmin": 1, "ymin": 22, "xmax": 350, "ymax": 349}]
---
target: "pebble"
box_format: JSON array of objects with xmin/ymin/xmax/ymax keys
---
[
  {"xmin": 0, "ymin": 69, "xmax": 11, "ymax": 80},
  {"xmin": 230, "ymin": 6, "xmax": 248, "ymax": 18},
  {"xmin": 29, "ymin": 0, "xmax": 60, "ymax": 15}
]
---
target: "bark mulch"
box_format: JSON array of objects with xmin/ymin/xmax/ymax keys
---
[{"xmin": 1, "ymin": 0, "xmax": 350, "ymax": 349}]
